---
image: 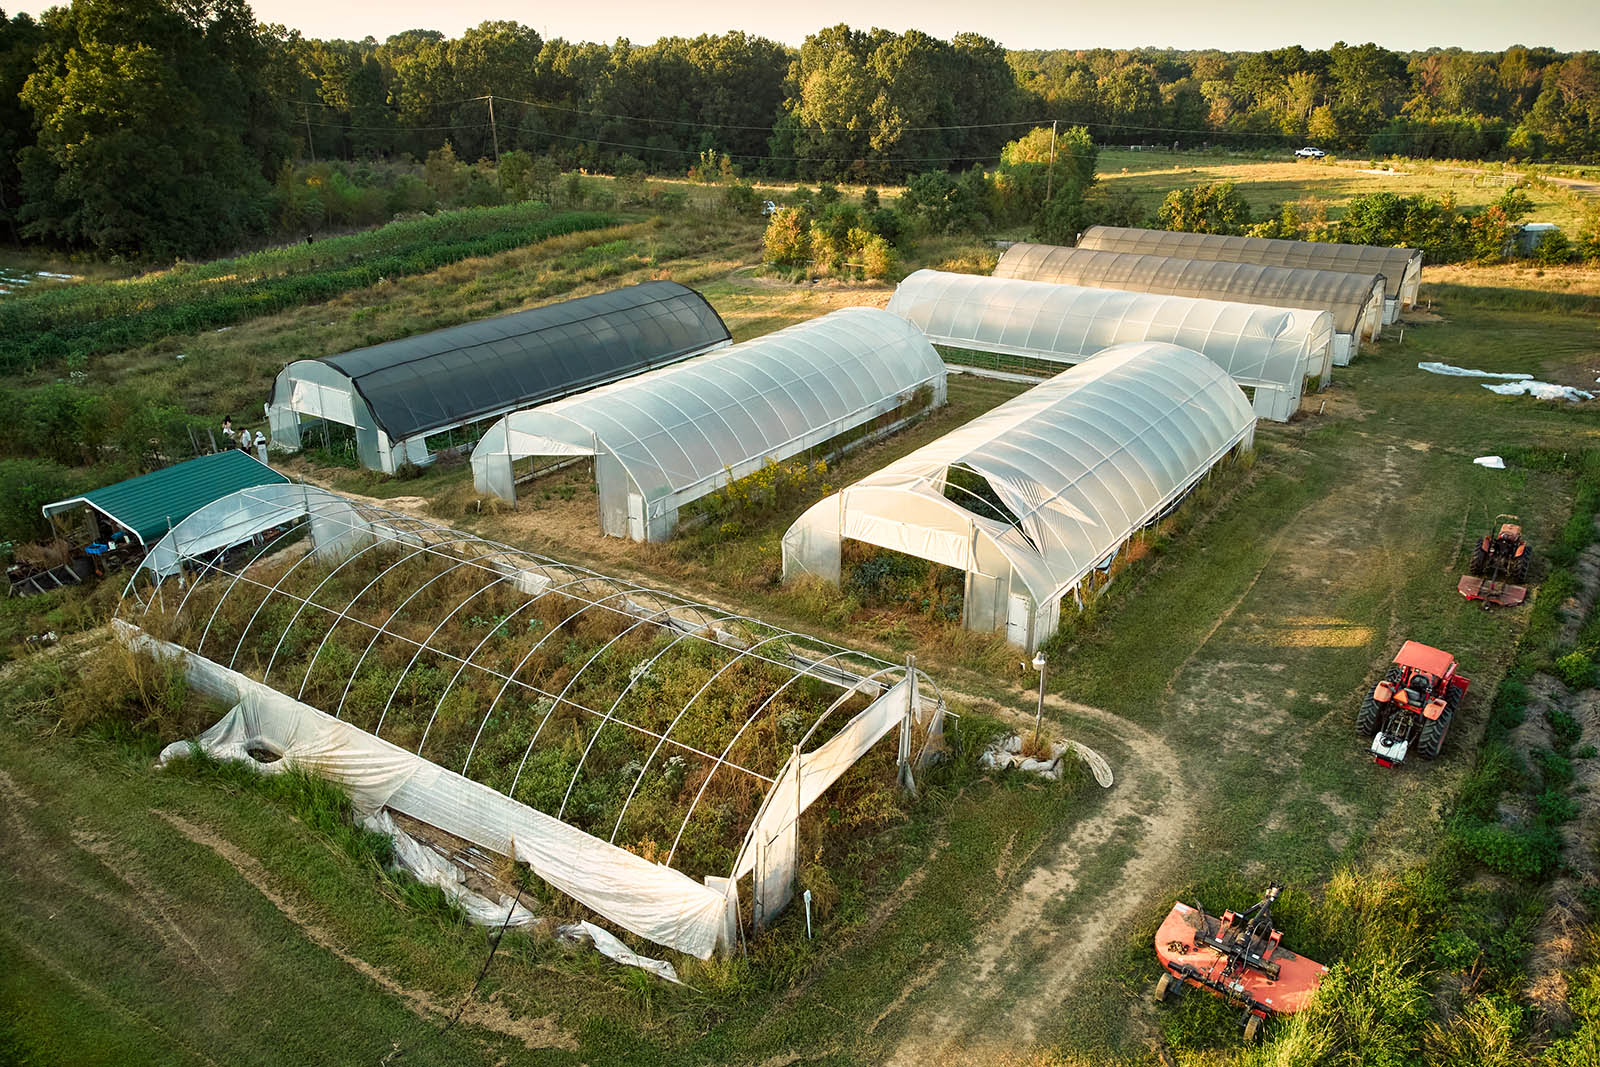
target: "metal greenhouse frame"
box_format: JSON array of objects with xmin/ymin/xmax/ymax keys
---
[
  {"xmin": 121, "ymin": 484, "xmax": 946, "ymax": 958},
  {"xmin": 782, "ymin": 343, "xmax": 1256, "ymax": 652},
  {"xmin": 993, "ymin": 243, "xmax": 1384, "ymax": 365},
  {"xmin": 267, "ymin": 282, "xmax": 731, "ymax": 473},
  {"xmin": 1073, "ymin": 226, "xmax": 1422, "ymax": 322},
  {"xmin": 887, "ymin": 269, "xmax": 1333, "ymax": 421},
  {"xmin": 471, "ymin": 308, "xmax": 948, "ymax": 541}
]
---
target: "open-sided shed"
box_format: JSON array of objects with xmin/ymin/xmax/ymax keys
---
[
  {"xmin": 887, "ymin": 269, "xmax": 1333, "ymax": 421},
  {"xmin": 1073, "ymin": 225, "xmax": 1422, "ymax": 322},
  {"xmin": 782, "ymin": 342, "xmax": 1256, "ymax": 651},
  {"xmin": 993, "ymin": 243, "xmax": 1384, "ymax": 365},
  {"xmin": 471, "ymin": 308, "xmax": 947, "ymax": 541},
  {"xmin": 42, "ymin": 449, "xmax": 288, "ymax": 552},
  {"xmin": 267, "ymin": 282, "xmax": 731, "ymax": 473}
]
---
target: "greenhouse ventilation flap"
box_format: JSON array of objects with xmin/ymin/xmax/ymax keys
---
[
  {"xmin": 783, "ymin": 342, "xmax": 1256, "ymax": 652},
  {"xmin": 122, "ymin": 484, "xmax": 946, "ymax": 958},
  {"xmin": 887, "ymin": 269, "xmax": 1333, "ymax": 420}
]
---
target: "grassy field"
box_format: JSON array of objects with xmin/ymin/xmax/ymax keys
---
[
  {"xmin": 1096, "ymin": 148, "xmax": 1594, "ymax": 232},
  {"xmin": 4, "ymin": 167, "xmax": 1600, "ymax": 1066}
]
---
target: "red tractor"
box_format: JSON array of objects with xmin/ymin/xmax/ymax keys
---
[
  {"xmin": 1458, "ymin": 516, "xmax": 1530, "ymax": 607},
  {"xmin": 1152, "ymin": 882, "xmax": 1328, "ymax": 1041},
  {"xmin": 1358, "ymin": 641, "xmax": 1469, "ymax": 766}
]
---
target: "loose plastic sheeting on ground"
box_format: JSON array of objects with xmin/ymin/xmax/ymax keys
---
[
  {"xmin": 1483, "ymin": 381, "xmax": 1594, "ymax": 401},
  {"xmin": 1418, "ymin": 362, "xmax": 1532, "ymax": 380},
  {"xmin": 1073, "ymin": 225, "xmax": 1422, "ymax": 319},
  {"xmin": 783, "ymin": 343, "xmax": 1255, "ymax": 651},
  {"xmin": 267, "ymin": 282, "xmax": 731, "ymax": 473},
  {"xmin": 363, "ymin": 810, "xmax": 538, "ymax": 927},
  {"xmin": 887, "ymin": 269, "xmax": 1333, "ymax": 422},
  {"xmin": 122, "ymin": 485, "xmax": 945, "ymax": 957},
  {"xmin": 993, "ymin": 243, "xmax": 1384, "ymax": 364},
  {"xmin": 471, "ymin": 308, "xmax": 947, "ymax": 541}
]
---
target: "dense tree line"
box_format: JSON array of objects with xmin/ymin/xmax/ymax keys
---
[{"xmin": 2, "ymin": 0, "xmax": 1598, "ymax": 258}]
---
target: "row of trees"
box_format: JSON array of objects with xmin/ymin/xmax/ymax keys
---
[
  {"xmin": 2, "ymin": 0, "xmax": 1599, "ymax": 258},
  {"xmin": 1157, "ymin": 180, "xmax": 1600, "ymax": 264}
]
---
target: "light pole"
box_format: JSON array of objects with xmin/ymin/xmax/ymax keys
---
[{"xmin": 1030, "ymin": 651, "xmax": 1047, "ymax": 749}]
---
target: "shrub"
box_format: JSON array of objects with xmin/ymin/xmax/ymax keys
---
[
  {"xmin": 1555, "ymin": 650, "xmax": 1595, "ymax": 689},
  {"xmin": 762, "ymin": 207, "xmax": 812, "ymax": 268},
  {"xmin": 1157, "ymin": 181, "xmax": 1252, "ymax": 235},
  {"xmin": 0, "ymin": 459, "xmax": 86, "ymax": 543}
]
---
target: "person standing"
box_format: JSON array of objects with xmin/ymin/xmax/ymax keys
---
[
  {"xmin": 254, "ymin": 430, "xmax": 269, "ymax": 465},
  {"xmin": 221, "ymin": 415, "xmax": 235, "ymax": 444}
]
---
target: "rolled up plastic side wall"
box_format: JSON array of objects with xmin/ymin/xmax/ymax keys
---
[{"xmin": 120, "ymin": 622, "xmax": 737, "ymax": 958}]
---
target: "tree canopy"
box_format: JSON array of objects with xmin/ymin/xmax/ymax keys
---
[{"xmin": 0, "ymin": 1, "xmax": 1596, "ymax": 258}]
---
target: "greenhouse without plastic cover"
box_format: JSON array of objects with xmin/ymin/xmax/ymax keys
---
[
  {"xmin": 1073, "ymin": 225, "xmax": 1422, "ymax": 322},
  {"xmin": 887, "ymin": 269, "xmax": 1332, "ymax": 421},
  {"xmin": 122, "ymin": 484, "xmax": 946, "ymax": 958},
  {"xmin": 783, "ymin": 342, "xmax": 1257, "ymax": 651},
  {"xmin": 267, "ymin": 281, "xmax": 731, "ymax": 473},
  {"xmin": 472, "ymin": 308, "xmax": 947, "ymax": 540},
  {"xmin": 992, "ymin": 243, "xmax": 1384, "ymax": 366}
]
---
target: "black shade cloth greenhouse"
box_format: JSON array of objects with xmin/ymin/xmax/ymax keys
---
[{"xmin": 310, "ymin": 282, "xmax": 731, "ymax": 442}]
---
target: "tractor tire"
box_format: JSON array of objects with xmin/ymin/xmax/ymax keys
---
[
  {"xmin": 1470, "ymin": 544, "xmax": 1489, "ymax": 577},
  {"xmin": 1244, "ymin": 1014, "xmax": 1263, "ymax": 1042},
  {"xmin": 1153, "ymin": 974, "xmax": 1174, "ymax": 1004},
  {"xmin": 1358, "ymin": 693, "xmax": 1383, "ymax": 736},
  {"xmin": 1418, "ymin": 701, "xmax": 1453, "ymax": 760},
  {"xmin": 1511, "ymin": 553, "xmax": 1529, "ymax": 583}
]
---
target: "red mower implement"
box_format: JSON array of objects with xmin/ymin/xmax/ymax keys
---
[
  {"xmin": 1152, "ymin": 882, "xmax": 1327, "ymax": 1041},
  {"xmin": 1359, "ymin": 641, "xmax": 1469, "ymax": 766},
  {"xmin": 1458, "ymin": 516, "xmax": 1530, "ymax": 608}
]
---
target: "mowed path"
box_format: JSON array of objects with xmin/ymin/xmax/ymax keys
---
[{"xmin": 877, "ymin": 423, "xmax": 1507, "ymax": 1062}]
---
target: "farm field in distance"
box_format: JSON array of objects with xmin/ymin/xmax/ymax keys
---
[{"xmin": 4, "ymin": 151, "xmax": 1600, "ymax": 1067}]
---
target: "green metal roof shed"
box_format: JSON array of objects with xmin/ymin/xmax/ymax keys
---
[{"xmin": 42, "ymin": 451, "xmax": 290, "ymax": 545}]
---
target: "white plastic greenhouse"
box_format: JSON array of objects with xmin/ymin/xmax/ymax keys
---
[
  {"xmin": 783, "ymin": 343, "xmax": 1256, "ymax": 651},
  {"xmin": 121, "ymin": 484, "xmax": 946, "ymax": 958},
  {"xmin": 472, "ymin": 308, "xmax": 947, "ymax": 540},
  {"xmin": 887, "ymin": 269, "xmax": 1333, "ymax": 422},
  {"xmin": 993, "ymin": 244, "xmax": 1384, "ymax": 365},
  {"xmin": 1075, "ymin": 225, "xmax": 1422, "ymax": 323}
]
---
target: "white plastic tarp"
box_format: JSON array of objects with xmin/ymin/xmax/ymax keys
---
[
  {"xmin": 131, "ymin": 623, "xmax": 736, "ymax": 959},
  {"xmin": 558, "ymin": 921, "xmax": 682, "ymax": 983},
  {"xmin": 144, "ymin": 482, "xmax": 312, "ymax": 580},
  {"xmin": 365, "ymin": 810, "xmax": 537, "ymax": 927},
  {"xmin": 732, "ymin": 678, "xmax": 920, "ymax": 880}
]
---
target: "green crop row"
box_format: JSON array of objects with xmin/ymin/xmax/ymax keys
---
[{"xmin": 1, "ymin": 207, "xmax": 618, "ymax": 373}]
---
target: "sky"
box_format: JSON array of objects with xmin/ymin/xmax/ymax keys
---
[{"xmin": 116, "ymin": 0, "xmax": 1600, "ymax": 52}]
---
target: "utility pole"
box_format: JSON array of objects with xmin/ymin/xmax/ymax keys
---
[
  {"xmin": 486, "ymin": 94, "xmax": 501, "ymax": 170},
  {"xmin": 1045, "ymin": 119, "xmax": 1058, "ymax": 203},
  {"xmin": 303, "ymin": 105, "xmax": 316, "ymax": 164}
]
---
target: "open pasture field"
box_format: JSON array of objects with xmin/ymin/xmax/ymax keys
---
[
  {"xmin": 1096, "ymin": 148, "xmax": 1594, "ymax": 232},
  {"xmin": 5, "ymin": 176, "xmax": 1600, "ymax": 1066}
]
